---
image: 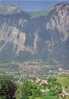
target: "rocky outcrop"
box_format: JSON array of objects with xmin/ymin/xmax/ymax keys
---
[{"xmin": 46, "ymin": 2, "xmax": 69, "ymax": 41}]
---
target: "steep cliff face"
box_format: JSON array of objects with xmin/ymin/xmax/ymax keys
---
[
  {"xmin": 46, "ymin": 2, "xmax": 69, "ymax": 41},
  {"xmin": 0, "ymin": 3, "xmax": 69, "ymax": 66},
  {"xmin": 45, "ymin": 3, "xmax": 69, "ymax": 65},
  {"xmin": 0, "ymin": 5, "xmax": 30, "ymax": 60}
]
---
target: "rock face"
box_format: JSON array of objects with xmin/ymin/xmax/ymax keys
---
[
  {"xmin": 46, "ymin": 2, "xmax": 69, "ymax": 66},
  {"xmin": 0, "ymin": 3, "xmax": 69, "ymax": 66},
  {"xmin": 0, "ymin": 5, "xmax": 30, "ymax": 60},
  {"xmin": 46, "ymin": 2, "xmax": 69, "ymax": 41}
]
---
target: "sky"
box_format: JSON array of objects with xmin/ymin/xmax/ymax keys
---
[{"xmin": 0, "ymin": 0, "xmax": 69, "ymax": 12}]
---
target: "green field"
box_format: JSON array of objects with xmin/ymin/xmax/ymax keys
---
[
  {"xmin": 30, "ymin": 96, "xmax": 57, "ymax": 99},
  {"xmin": 57, "ymin": 74, "xmax": 69, "ymax": 88}
]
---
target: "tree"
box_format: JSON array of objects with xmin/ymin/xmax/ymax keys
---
[
  {"xmin": 0, "ymin": 75, "xmax": 16, "ymax": 99},
  {"xmin": 48, "ymin": 76, "xmax": 62, "ymax": 96}
]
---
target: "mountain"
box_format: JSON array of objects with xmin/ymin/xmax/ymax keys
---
[
  {"xmin": 23, "ymin": 2, "xmax": 69, "ymax": 66},
  {"xmin": 46, "ymin": 2, "xmax": 69, "ymax": 66},
  {"xmin": 0, "ymin": 3, "xmax": 69, "ymax": 67},
  {"xmin": 0, "ymin": 5, "xmax": 30, "ymax": 61}
]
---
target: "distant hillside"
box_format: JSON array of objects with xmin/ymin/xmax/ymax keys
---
[{"xmin": 30, "ymin": 11, "xmax": 48, "ymax": 17}]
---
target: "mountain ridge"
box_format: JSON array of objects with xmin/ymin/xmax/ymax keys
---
[{"xmin": 0, "ymin": 2, "xmax": 69, "ymax": 66}]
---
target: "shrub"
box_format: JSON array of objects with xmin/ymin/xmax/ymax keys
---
[{"xmin": 16, "ymin": 80, "xmax": 42, "ymax": 99}]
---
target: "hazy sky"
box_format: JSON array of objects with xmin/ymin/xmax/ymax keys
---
[{"xmin": 0, "ymin": 0, "xmax": 69, "ymax": 12}]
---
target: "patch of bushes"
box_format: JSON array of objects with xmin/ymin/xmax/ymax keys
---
[
  {"xmin": 16, "ymin": 80, "xmax": 42, "ymax": 99},
  {"xmin": 0, "ymin": 75, "xmax": 63, "ymax": 99}
]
